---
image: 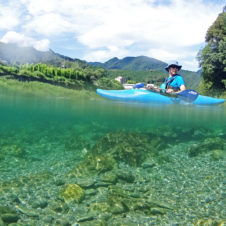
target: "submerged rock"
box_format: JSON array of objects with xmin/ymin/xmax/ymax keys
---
[
  {"xmin": 91, "ymin": 132, "xmax": 163, "ymax": 167},
  {"xmin": 211, "ymin": 149, "xmax": 225, "ymax": 160},
  {"xmin": 69, "ymin": 154, "xmax": 117, "ymax": 178},
  {"xmin": 61, "ymin": 184, "xmax": 84, "ymax": 203},
  {"xmin": 194, "ymin": 218, "xmax": 226, "ymax": 225},
  {"xmin": 1, "ymin": 213, "xmax": 19, "ymax": 224},
  {"xmin": 188, "ymin": 137, "xmax": 224, "ymax": 157},
  {"xmin": 116, "ymin": 170, "xmax": 135, "ymax": 183},
  {"xmin": 68, "ymin": 132, "xmax": 166, "ymax": 179},
  {"xmin": 0, "ymin": 206, "xmax": 19, "ymax": 224}
]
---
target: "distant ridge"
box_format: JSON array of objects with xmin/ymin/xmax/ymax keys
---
[
  {"xmin": 0, "ymin": 42, "xmax": 87, "ymax": 67},
  {"xmin": 89, "ymin": 56, "xmax": 167, "ymax": 72},
  {"xmin": 0, "ymin": 42, "xmax": 201, "ymax": 89},
  {"xmin": 89, "ymin": 56, "xmax": 201, "ymax": 89}
]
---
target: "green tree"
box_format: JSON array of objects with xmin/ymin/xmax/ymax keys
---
[{"xmin": 198, "ymin": 7, "xmax": 226, "ymax": 94}]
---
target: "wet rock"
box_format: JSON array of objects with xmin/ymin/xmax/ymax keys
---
[
  {"xmin": 110, "ymin": 203, "xmax": 128, "ymax": 214},
  {"xmin": 194, "ymin": 219, "xmax": 226, "ymax": 225},
  {"xmin": 142, "ymin": 162, "xmax": 156, "ymax": 169},
  {"xmin": 188, "ymin": 137, "xmax": 224, "ymax": 157},
  {"xmin": 1, "ymin": 214, "xmax": 19, "ymax": 224},
  {"xmin": 85, "ymin": 189, "xmax": 98, "ymax": 196},
  {"xmin": 54, "ymin": 219, "xmax": 71, "ymax": 226},
  {"xmin": 101, "ymin": 171, "xmax": 118, "ymax": 184},
  {"xmin": 76, "ymin": 178, "xmax": 96, "ymax": 189},
  {"xmin": 61, "ymin": 184, "xmax": 84, "ymax": 203},
  {"xmin": 31, "ymin": 200, "xmax": 48, "ymax": 209},
  {"xmin": 149, "ymin": 207, "xmax": 166, "ymax": 215},
  {"xmin": 0, "ymin": 206, "xmax": 15, "ymax": 215},
  {"xmin": 116, "ymin": 170, "xmax": 135, "ymax": 183},
  {"xmin": 0, "ymin": 206, "xmax": 19, "ymax": 223},
  {"xmin": 68, "ymin": 132, "xmax": 166, "ymax": 181},
  {"xmin": 54, "ymin": 179, "xmax": 65, "ymax": 186},
  {"xmin": 89, "ymin": 202, "xmax": 110, "ymax": 212},
  {"xmin": 50, "ymin": 201, "xmax": 69, "ymax": 213},
  {"xmin": 69, "ymin": 154, "xmax": 117, "ymax": 178},
  {"xmin": 94, "ymin": 181, "xmax": 112, "ymax": 187},
  {"xmin": 90, "ymin": 132, "xmax": 162, "ymax": 167},
  {"xmin": 78, "ymin": 219, "xmax": 107, "ymax": 226},
  {"xmin": 211, "ymin": 149, "xmax": 225, "ymax": 160},
  {"xmin": 43, "ymin": 215, "xmax": 54, "ymax": 224},
  {"xmin": 77, "ymin": 215, "xmax": 95, "ymax": 222}
]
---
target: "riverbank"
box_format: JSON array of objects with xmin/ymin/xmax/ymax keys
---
[{"xmin": 0, "ymin": 76, "xmax": 96, "ymax": 99}]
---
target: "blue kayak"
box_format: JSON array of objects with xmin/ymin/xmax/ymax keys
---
[{"xmin": 96, "ymin": 89, "xmax": 225, "ymax": 106}]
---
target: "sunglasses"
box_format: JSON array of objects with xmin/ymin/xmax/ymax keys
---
[{"xmin": 170, "ymin": 66, "xmax": 179, "ymax": 69}]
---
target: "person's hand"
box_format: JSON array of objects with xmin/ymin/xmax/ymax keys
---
[
  {"xmin": 166, "ymin": 88, "xmax": 174, "ymax": 94},
  {"xmin": 146, "ymin": 84, "xmax": 158, "ymax": 89},
  {"xmin": 146, "ymin": 84, "xmax": 160, "ymax": 92}
]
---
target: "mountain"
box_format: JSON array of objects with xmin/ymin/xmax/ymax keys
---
[
  {"xmin": 89, "ymin": 56, "xmax": 167, "ymax": 72},
  {"xmin": 0, "ymin": 42, "xmax": 87, "ymax": 68},
  {"xmin": 89, "ymin": 56, "xmax": 201, "ymax": 89},
  {"xmin": 0, "ymin": 42, "xmax": 201, "ymax": 89}
]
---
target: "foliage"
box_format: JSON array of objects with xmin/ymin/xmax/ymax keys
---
[
  {"xmin": 89, "ymin": 56, "xmax": 167, "ymax": 72},
  {"xmin": 97, "ymin": 77, "xmax": 124, "ymax": 90},
  {"xmin": 0, "ymin": 62, "xmax": 106, "ymax": 90},
  {"xmin": 107, "ymin": 69, "xmax": 200, "ymax": 89},
  {"xmin": 197, "ymin": 8, "xmax": 226, "ymax": 95}
]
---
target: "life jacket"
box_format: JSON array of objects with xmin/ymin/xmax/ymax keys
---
[{"xmin": 160, "ymin": 75, "xmax": 180, "ymax": 92}]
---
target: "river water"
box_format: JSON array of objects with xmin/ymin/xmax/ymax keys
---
[{"xmin": 0, "ymin": 87, "xmax": 225, "ymax": 225}]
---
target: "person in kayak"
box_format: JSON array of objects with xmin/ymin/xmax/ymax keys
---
[{"xmin": 146, "ymin": 61, "xmax": 186, "ymax": 94}]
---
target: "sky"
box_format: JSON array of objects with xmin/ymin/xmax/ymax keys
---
[{"xmin": 0, "ymin": 0, "xmax": 225, "ymax": 71}]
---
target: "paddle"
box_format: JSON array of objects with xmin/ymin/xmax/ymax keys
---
[
  {"xmin": 176, "ymin": 89, "xmax": 199, "ymax": 102},
  {"xmin": 133, "ymin": 83, "xmax": 199, "ymax": 103}
]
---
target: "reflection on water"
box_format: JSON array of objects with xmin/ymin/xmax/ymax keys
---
[{"xmin": 0, "ymin": 88, "xmax": 225, "ymax": 225}]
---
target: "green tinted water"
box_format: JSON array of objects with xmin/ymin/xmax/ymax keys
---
[{"xmin": 0, "ymin": 87, "xmax": 225, "ymax": 224}]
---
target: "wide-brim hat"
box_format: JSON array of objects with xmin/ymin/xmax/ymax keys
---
[{"xmin": 165, "ymin": 61, "xmax": 182, "ymax": 72}]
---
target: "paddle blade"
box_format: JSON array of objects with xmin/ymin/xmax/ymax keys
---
[
  {"xmin": 177, "ymin": 89, "xmax": 199, "ymax": 102},
  {"xmin": 133, "ymin": 83, "xmax": 145, "ymax": 88}
]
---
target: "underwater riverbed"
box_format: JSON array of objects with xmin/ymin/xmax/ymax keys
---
[{"xmin": 0, "ymin": 84, "xmax": 225, "ymax": 225}]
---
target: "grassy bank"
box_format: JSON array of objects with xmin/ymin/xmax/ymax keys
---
[{"xmin": 0, "ymin": 76, "xmax": 97, "ymax": 99}]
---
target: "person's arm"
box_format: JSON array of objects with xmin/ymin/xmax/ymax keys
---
[{"xmin": 179, "ymin": 84, "xmax": 186, "ymax": 92}]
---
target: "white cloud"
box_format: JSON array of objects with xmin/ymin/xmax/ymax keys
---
[
  {"xmin": 83, "ymin": 46, "xmax": 130, "ymax": 62},
  {"xmin": 0, "ymin": 1, "xmax": 21, "ymax": 29},
  {"xmin": 0, "ymin": 0, "xmax": 225, "ymax": 70},
  {"xmin": 0, "ymin": 31, "xmax": 50, "ymax": 51},
  {"xmin": 24, "ymin": 13, "xmax": 73, "ymax": 36}
]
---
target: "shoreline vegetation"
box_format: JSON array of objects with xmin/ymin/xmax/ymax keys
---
[
  {"xmin": 0, "ymin": 63, "xmax": 125, "ymax": 92},
  {"xmin": 0, "ymin": 62, "xmax": 225, "ymax": 103}
]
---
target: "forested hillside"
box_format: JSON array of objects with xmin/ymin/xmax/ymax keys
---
[
  {"xmin": 89, "ymin": 56, "xmax": 167, "ymax": 72},
  {"xmin": 0, "ymin": 42, "xmax": 201, "ymax": 90}
]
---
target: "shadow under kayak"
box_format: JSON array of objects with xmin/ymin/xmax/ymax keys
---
[{"xmin": 96, "ymin": 89, "xmax": 225, "ymax": 106}]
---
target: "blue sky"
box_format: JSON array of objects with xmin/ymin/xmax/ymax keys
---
[{"xmin": 0, "ymin": 0, "xmax": 225, "ymax": 71}]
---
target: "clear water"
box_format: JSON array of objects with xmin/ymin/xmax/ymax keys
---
[{"xmin": 0, "ymin": 87, "xmax": 225, "ymax": 224}]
